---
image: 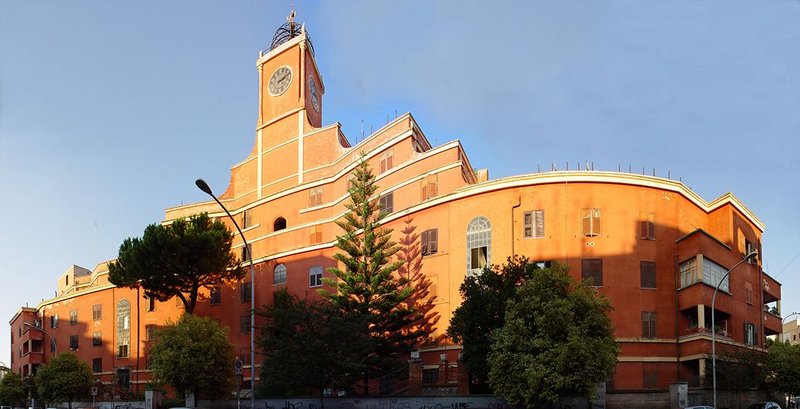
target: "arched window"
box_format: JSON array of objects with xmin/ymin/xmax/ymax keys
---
[
  {"xmin": 116, "ymin": 300, "xmax": 130, "ymax": 357},
  {"xmin": 467, "ymin": 216, "xmax": 491, "ymax": 277},
  {"xmin": 274, "ymin": 217, "xmax": 287, "ymax": 231},
  {"xmin": 274, "ymin": 263, "xmax": 287, "ymax": 285}
]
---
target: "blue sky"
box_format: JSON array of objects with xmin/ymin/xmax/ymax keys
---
[{"xmin": 1, "ymin": 0, "xmax": 798, "ymax": 366}]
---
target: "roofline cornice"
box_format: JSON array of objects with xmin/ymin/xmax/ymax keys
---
[{"xmin": 459, "ymin": 171, "xmax": 765, "ymax": 232}]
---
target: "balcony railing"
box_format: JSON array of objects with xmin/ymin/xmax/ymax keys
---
[
  {"xmin": 764, "ymin": 305, "xmax": 780, "ymax": 317},
  {"xmin": 681, "ymin": 326, "xmax": 732, "ymax": 339}
]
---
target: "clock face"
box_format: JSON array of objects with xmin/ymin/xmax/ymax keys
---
[
  {"xmin": 268, "ymin": 66, "xmax": 293, "ymax": 96},
  {"xmin": 309, "ymin": 76, "xmax": 320, "ymax": 112}
]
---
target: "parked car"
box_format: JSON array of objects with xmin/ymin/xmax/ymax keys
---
[{"xmin": 747, "ymin": 402, "xmax": 783, "ymax": 409}]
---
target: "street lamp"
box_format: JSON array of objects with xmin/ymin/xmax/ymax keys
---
[
  {"xmin": 712, "ymin": 250, "xmax": 758, "ymax": 409},
  {"xmin": 781, "ymin": 312, "xmax": 800, "ymax": 343},
  {"xmin": 195, "ymin": 178, "xmax": 256, "ymax": 408},
  {"xmin": 23, "ymin": 322, "xmax": 57, "ymax": 354}
]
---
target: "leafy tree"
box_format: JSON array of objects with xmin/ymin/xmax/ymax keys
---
[
  {"xmin": 35, "ymin": 352, "xmax": 93, "ymax": 409},
  {"xmin": 447, "ymin": 256, "xmax": 539, "ymax": 389},
  {"xmin": 258, "ymin": 289, "xmax": 370, "ymax": 397},
  {"xmin": 0, "ymin": 371, "xmax": 26, "ymax": 406},
  {"xmin": 109, "ymin": 213, "xmax": 244, "ymax": 314},
  {"xmin": 762, "ymin": 340, "xmax": 800, "ymax": 397},
  {"xmin": 707, "ymin": 346, "xmax": 764, "ymax": 390},
  {"xmin": 320, "ymin": 158, "xmax": 423, "ymax": 391},
  {"xmin": 487, "ymin": 262, "xmax": 618, "ymax": 407},
  {"xmin": 149, "ymin": 314, "xmax": 235, "ymax": 399},
  {"xmin": 397, "ymin": 218, "xmax": 441, "ymax": 347}
]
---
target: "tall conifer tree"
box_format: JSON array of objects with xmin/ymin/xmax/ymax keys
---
[{"xmin": 320, "ymin": 158, "xmax": 421, "ymax": 392}]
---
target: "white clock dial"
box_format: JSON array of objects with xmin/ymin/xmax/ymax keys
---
[{"xmin": 268, "ymin": 66, "xmax": 293, "ymax": 96}]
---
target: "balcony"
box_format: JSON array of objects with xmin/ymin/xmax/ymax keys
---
[
  {"xmin": 764, "ymin": 309, "xmax": 782, "ymax": 335},
  {"xmin": 680, "ymin": 325, "xmax": 733, "ymax": 341}
]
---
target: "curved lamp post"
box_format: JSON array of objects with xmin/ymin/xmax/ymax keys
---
[
  {"xmin": 195, "ymin": 179, "xmax": 256, "ymax": 407},
  {"xmin": 782, "ymin": 312, "xmax": 800, "ymax": 343},
  {"xmin": 712, "ymin": 250, "xmax": 758, "ymax": 409},
  {"xmin": 23, "ymin": 322, "xmax": 57, "ymax": 354}
]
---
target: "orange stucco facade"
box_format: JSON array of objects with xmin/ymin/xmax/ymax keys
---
[{"xmin": 9, "ymin": 23, "xmax": 782, "ymax": 397}]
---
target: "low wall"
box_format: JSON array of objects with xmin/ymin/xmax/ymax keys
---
[
  {"xmin": 55, "ymin": 401, "xmax": 144, "ymax": 409},
  {"xmin": 199, "ymin": 396, "xmax": 588, "ymax": 409},
  {"xmin": 606, "ymin": 389, "xmax": 767, "ymax": 409}
]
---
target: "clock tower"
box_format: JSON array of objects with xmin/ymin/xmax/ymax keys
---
[
  {"xmin": 245, "ymin": 10, "xmax": 325, "ymax": 197},
  {"xmin": 256, "ymin": 10, "xmax": 323, "ymax": 131}
]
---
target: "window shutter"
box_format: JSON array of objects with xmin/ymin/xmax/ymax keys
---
[
  {"xmin": 593, "ymin": 209, "xmax": 601, "ymax": 235},
  {"xmin": 524, "ymin": 212, "xmax": 533, "ymax": 238},
  {"xmin": 534, "ymin": 210, "xmax": 544, "ymax": 238},
  {"xmin": 594, "ymin": 259, "xmax": 603, "ymax": 286},
  {"xmin": 582, "ymin": 210, "xmax": 591, "ymax": 236},
  {"xmin": 744, "ymin": 322, "xmax": 748, "ymax": 344},
  {"xmin": 430, "ymin": 229, "xmax": 438, "ymax": 253},
  {"xmin": 650, "ymin": 313, "xmax": 657, "ymax": 338},
  {"xmin": 642, "ymin": 311, "xmax": 649, "ymax": 338}
]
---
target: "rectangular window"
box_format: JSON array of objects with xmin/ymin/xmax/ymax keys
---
[
  {"xmin": 309, "ymin": 224, "xmax": 323, "ymax": 244},
  {"xmin": 117, "ymin": 368, "xmax": 130, "ymax": 390},
  {"xmin": 147, "ymin": 296, "xmax": 156, "ymax": 312},
  {"xmin": 309, "ymin": 187, "xmax": 324, "ymax": 207},
  {"xmin": 380, "ymin": 149, "xmax": 394, "ymax": 173},
  {"xmin": 581, "ymin": 208, "xmax": 601, "ymax": 237},
  {"xmin": 745, "ymin": 281, "xmax": 753, "ymax": 304},
  {"xmin": 640, "ymin": 212, "xmax": 655, "ymax": 240},
  {"xmin": 421, "ymin": 229, "xmax": 438, "ymax": 256},
  {"xmin": 422, "ymin": 368, "xmax": 439, "ymax": 384},
  {"xmin": 240, "ymin": 315, "xmax": 251, "ymax": 334},
  {"xmin": 50, "ymin": 314, "xmax": 58, "ymax": 329},
  {"xmin": 92, "ymin": 332, "xmax": 102, "ymax": 346},
  {"xmin": 680, "ymin": 257, "xmax": 698, "ymax": 288},
  {"xmin": 380, "ymin": 192, "xmax": 394, "ymax": 213},
  {"xmin": 240, "ymin": 281, "xmax": 252, "ymax": 302},
  {"xmin": 581, "ymin": 259, "xmax": 603, "ymax": 287},
  {"xmin": 421, "ymin": 174, "xmax": 438, "ymax": 201},
  {"xmin": 146, "ymin": 325, "xmax": 157, "ymax": 341},
  {"xmin": 70, "ymin": 310, "xmax": 78, "ymax": 325},
  {"xmin": 641, "ymin": 311, "xmax": 657, "ymax": 339},
  {"xmin": 470, "ymin": 247, "xmax": 488, "ymax": 272},
  {"xmin": 524, "ymin": 210, "xmax": 545, "ymax": 239},
  {"xmin": 744, "ymin": 323, "xmax": 756, "ymax": 346},
  {"xmin": 640, "ymin": 261, "xmax": 656, "ymax": 289},
  {"xmin": 241, "ymin": 243, "xmax": 252, "ymax": 262},
  {"xmin": 745, "ymin": 240, "xmax": 757, "ymax": 264},
  {"xmin": 70, "ymin": 335, "xmax": 79, "ymax": 350},
  {"xmin": 93, "ymin": 358, "xmax": 102, "ymax": 373},
  {"xmin": 702, "ymin": 258, "xmax": 729, "ymax": 293},
  {"xmin": 242, "ymin": 209, "xmax": 251, "ymax": 229},
  {"xmin": 210, "ymin": 286, "xmax": 221, "ymax": 305},
  {"xmin": 309, "ymin": 266, "xmax": 324, "ymax": 288},
  {"xmin": 92, "ymin": 304, "xmax": 102, "ymax": 321}
]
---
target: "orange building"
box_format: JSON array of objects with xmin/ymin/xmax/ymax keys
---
[{"xmin": 9, "ymin": 18, "xmax": 782, "ymax": 399}]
